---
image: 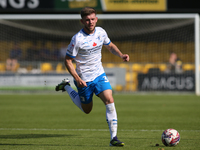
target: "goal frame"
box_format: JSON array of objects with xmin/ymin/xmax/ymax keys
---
[{"xmin": 0, "ymin": 13, "xmax": 199, "ymax": 95}]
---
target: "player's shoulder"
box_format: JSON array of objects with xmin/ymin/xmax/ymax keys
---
[
  {"xmin": 71, "ymin": 29, "xmax": 84, "ymax": 40},
  {"xmin": 95, "ymin": 26, "xmax": 106, "ymax": 33}
]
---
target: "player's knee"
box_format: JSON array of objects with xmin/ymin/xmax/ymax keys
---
[
  {"xmin": 105, "ymin": 97, "xmax": 114, "ymax": 105},
  {"xmin": 83, "ymin": 107, "xmax": 92, "ymax": 114},
  {"xmin": 83, "ymin": 109, "xmax": 92, "ymax": 114},
  {"xmin": 109, "ymin": 97, "xmax": 114, "ymax": 103},
  {"xmin": 82, "ymin": 103, "xmax": 93, "ymax": 114}
]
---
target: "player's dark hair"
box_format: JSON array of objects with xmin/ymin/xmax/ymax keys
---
[{"xmin": 80, "ymin": 7, "xmax": 96, "ymax": 18}]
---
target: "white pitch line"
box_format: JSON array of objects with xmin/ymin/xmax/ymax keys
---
[{"xmin": 0, "ymin": 128, "xmax": 200, "ymax": 132}]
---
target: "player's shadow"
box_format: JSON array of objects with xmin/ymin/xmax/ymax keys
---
[
  {"xmin": 0, "ymin": 134, "xmax": 109, "ymax": 147},
  {"xmin": 0, "ymin": 143, "xmax": 64, "ymax": 146},
  {"xmin": 150, "ymin": 145, "xmax": 165, "ymax": 147},
  {"xmin": 0, "ymin": 134, "xmax": 74, "ymax": 139},
  {"xmin": 0, "ymin": 143, "xmax": 108, "ymax": 147}
]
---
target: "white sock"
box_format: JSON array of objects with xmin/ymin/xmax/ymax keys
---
[
  {"xmin": 106, "ymin": 103, "xmax": 118, "ymax": 140},
  {"xmin": 64, "ymin": 85, "xmax": 83, "ymax": 112}
]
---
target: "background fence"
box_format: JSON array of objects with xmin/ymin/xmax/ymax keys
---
[{"xmin": 0, "ymin": 14, "xmax": 199, "ymax": 94}]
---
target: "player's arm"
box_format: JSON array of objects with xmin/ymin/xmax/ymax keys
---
[
  {"xmin": 64, "ymin": 55, "xmax": 87, "ymax": 87},
  {"xmin": 104, "ymin": 42, "xmax": 129, "ymax": 62}
]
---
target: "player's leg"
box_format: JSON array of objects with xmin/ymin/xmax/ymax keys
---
[
  {"xmin": 98, "ymin": 89, "xmax": 117, "ymax": 139},
  {"xmin": 55, "ymin": 79, "xmax": 93, "ymax": 114},
  {"xmin": 66, "ymin": 81, "xmax": 93, "ymax": 114},
  {"xmin": 74, "ymin": 80, "xmax": 94, "ymax": 114},
  {"xmin": 95, "ymin": 74, "xmax": 124, "ymax": 146},
  {"xmin": 81, "ymin": 102, "xmax": 93, "ymax": 114},
  {"xmin": 55, "ymin": 79, "xmax": 84, "ymax": 112},
  {"xmin": 98, "ymin": 90, "xmax": 124, "ymax": 146}
]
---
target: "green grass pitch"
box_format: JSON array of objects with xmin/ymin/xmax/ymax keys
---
[{"xmin": 0, "ymin": 94, "xmax": 200, "ymax": 150}]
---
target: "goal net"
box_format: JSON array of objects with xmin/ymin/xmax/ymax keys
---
[{"xmin": 0, "ymin": 14, "xmax": 199, "ymax": 95}]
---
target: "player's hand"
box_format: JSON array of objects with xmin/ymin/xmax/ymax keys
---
[
  {"xmin": 122, "ymin": 54, "xmax": 129, "ymax": 62},
  {"xmin": 77, "ymin": 79, "xmax": 87, "ymax": 88}
]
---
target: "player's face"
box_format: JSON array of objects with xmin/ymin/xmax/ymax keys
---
[{"xmin": 81, "ymin": 13, "xmax": 98, "ymax": 34}]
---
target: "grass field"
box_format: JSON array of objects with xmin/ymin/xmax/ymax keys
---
[{"xmin": 0, "ymin": 94, "xmax": 200, "ymax": 150}]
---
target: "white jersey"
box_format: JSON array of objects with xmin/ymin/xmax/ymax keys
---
[{"xmin": 66, "ymin": 27, "xmax": 111, "ymax": 82}]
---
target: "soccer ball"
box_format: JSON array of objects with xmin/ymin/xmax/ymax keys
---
[{"xmin": 161, "ymin": 129, "xmax": 180, "ymax": 146}]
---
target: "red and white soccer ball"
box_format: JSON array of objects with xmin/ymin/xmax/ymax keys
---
[{"xmin": 161, "ymin": 129, "xmax": 180, "ymax": 146}]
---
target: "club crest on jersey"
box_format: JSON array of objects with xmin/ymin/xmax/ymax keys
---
[
  {"xmin": 93, "ymin": 42, "xmax": 97, "ymax": 47},
  {"xmin": 69, "ymin": 43, "xmax": 74, "ymax": 51}
]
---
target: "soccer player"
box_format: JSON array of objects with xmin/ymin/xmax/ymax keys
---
[{"xmin": 55, "ymin": 7, "xmax": 129, "ymax": 146}]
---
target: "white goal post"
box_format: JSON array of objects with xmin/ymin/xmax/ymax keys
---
[{"xmin": 0, "ymin": 14, "xmax": 199, "ymax": 95}]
